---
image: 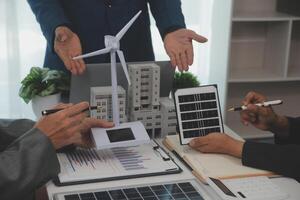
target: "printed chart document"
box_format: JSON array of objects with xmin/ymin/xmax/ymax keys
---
[
  {"xmin": 55, "ymin": 141, "xmax": 181, "ymax": 186},
  {"xmin": 163, "ymin": 135, "xmax": 275, "ymax": 183}
]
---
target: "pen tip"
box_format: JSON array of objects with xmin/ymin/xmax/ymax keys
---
[{"xmin": 227, "ymin": 108, "xmax": 234, "ymax": 112}]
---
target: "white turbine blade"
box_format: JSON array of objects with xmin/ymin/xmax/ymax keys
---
[
  {"xmin": 117, "ymin": 50, "xmax": 131, "ymax": 86},
  {"xmin": 73, "ymin": 47, "xmax": 111, "ymax": 60},
  {"xmin": 116, "ymin": 10, "xmax": 142, "ymax": 40}
]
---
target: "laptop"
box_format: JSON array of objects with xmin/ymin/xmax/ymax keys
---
[{"xmin": 69, "ymin": 61, "xmax": 175, "ymax": 103}]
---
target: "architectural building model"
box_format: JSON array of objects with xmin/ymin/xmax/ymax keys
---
[
  {"xmin": 90, "ymin": 86, "xmax": 127, "ymax": 123},
  {"xmin": 128, "ymin": 63, "xmax": 177, "ymax": 138},
  {"xmin": 160, "ymin": 97, "xmax": 177, "ymax": 136},
  {"xmin": 90, "ymin": 63, "xmax": 177, "ymax": 138}
]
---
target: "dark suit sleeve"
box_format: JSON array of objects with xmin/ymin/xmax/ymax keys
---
[
  {"xmin": 241, "ymin": 117, "xmax": 300, "ymax": 180},
  {"xmin": 242, "ymin": 142, "xmax": 300, "ymax": 180},
  {"xmin": 0, "ymin": 120, "xmax": 60, "ymax": 200},
  {"xmin": 148, "ymin": 0, "xmax": 186, "ymax": 39},
  {"xmin": 274, "ymin": 117, "xmax": 300, "ymax": 145},
  {"xmin": 27, "ymin": 0, "xmax": 71, "ymax": 50}
]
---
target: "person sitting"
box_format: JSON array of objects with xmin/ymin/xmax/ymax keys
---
[
  {"xmin": 0, "ymin": 102, "xmax": 113, "ymax": 200},
  {"xmin": 189, "ymin": 91, "xmax": 300, "ymax": 181}
]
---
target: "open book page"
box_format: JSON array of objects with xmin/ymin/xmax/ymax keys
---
[{"xmin": 164, "ymin": 135, "xmax": 273, "ymax": 180}]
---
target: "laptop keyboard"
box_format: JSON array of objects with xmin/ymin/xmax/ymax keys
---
[{"xmin": 63, "ymin": 182, "xmax": 204, "ymax": 200}]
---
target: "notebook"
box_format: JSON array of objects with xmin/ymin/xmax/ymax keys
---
[{"xmin": 163, "ymin": 135, "xmax": 275, "ymax": 183}]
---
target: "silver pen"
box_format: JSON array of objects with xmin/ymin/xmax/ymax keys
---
[{"xmin": 228, "ymin": 100, "xmax": 283, "ymax": 112}]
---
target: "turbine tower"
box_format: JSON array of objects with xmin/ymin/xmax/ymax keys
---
[{"xmin": 74, "ymin": 11, "xmax": 141, "ymax": 126}]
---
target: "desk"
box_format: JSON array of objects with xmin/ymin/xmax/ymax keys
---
[{"xmin": 46, "ymin": 125, "xmax": 300, "ymax": 200}]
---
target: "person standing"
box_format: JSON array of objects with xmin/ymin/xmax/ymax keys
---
[{"xmin": 27, "ymin": 0, "xmax": 207, "ymax": 75}]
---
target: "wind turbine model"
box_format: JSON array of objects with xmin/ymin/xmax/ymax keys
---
[{"xmin": 73, "ymin": 11, "xmax": 150, "ymax": 149}]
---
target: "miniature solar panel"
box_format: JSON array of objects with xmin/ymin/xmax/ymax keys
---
[{"xmin": 174, "ymin": 85, "xmax": 224, "ymax": 145}]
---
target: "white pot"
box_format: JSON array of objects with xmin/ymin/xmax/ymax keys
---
[{"xmin": 32, "ymin": 93, "xmax": 61, "ymax": 119}]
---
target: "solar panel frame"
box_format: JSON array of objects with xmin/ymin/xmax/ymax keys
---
[{"xmin": 174, "ymin": 85, "xmax": 224, "ymax": 145}]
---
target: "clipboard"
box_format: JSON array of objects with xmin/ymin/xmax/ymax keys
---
[{"xmin": 53, "ymin": 140, "xmax": 182, "ymax": 186}]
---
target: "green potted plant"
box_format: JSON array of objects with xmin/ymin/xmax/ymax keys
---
[
  {"xmin": 19, "ymin": 67, "xmax": 70, "ymax": 118},
  {"xmin": 169, "ymin": 71, "xmax": 200, "ymax": 100},
  {"xmin": 173, "ymin": 71, "xmax": 200, "ymax": 90}
]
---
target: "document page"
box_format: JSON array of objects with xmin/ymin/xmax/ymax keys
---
[{"xmin": 57, "ymin": 142, "xmax": 179, "ymax": 183}]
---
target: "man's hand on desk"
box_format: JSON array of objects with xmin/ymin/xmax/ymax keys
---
[
  {"xmin": 189, "ymin": 133, "xmax": 244, "ymax": 158},
  {"xmin": 35, "ymin": 102, "xmax": 114, "ymax": 149}
]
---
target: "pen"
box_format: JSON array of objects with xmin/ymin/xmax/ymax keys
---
[
  {"xmin": 41, "ymin": 106, "xmax": 101, "ymax": 116},
  {"xmin": 228, "ymin": 100, "xmax": 283, "ymax": 112}
]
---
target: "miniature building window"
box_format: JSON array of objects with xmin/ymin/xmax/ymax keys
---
[
  {"xmin": 141, "ymin": 75, "xmax": 149, "ymax": 78},
  {"xmin": 168, "ymin": 116, "xmax": 177, "ymax": 120},
  {"xmin": 154, "ymin": 128, "xmax": 161, "ymax": 137},
  {"xmin": 146, "ymin": 129, "xmax": 153, "ymax": 136},
  {"xmin": 120, "ymin": 108, "xmax": 124, "ymax": 111},
  {"xmin": 146, "ymin": 123, "xmax": 152, "ymax": 126},
  {"xmin": 156, "ymin": 115, "xmax": 161, "ymax": 119},
  {"xmin": 135, "ymin": 107, "xmax": 139, "ymax": 111},
  {"xmin": 141, "ymin": 68, "xmax": 150, "ymax": 72},
  {"xmin": 97, "ymin": 102, "xmax": 101, "ymax": 106},
  {"xmin": 155, "ymin": 122, "xmax": 161, "ymax": 126},
  {"xmin": 142, "ymin": 105, "xmax": 150, "ymax": 109},
  {"xmin": 137, "ymin": 117, "xmax": 143, "ymax": 120},
  {"xmin": 153, "ymin": 106, "xmax": 158, "ymax": 109},
  {"xmin": 168, "ymin": 123, "xmax": 177, "ymax": 127},
  {"xmin": 141, "ymin": 89, "xmax": 148, "ymax": 92},
  {"xmin": 141, "ymin": 82, "xmax": 149, "ymax": 86},
  {"xmin": 141, "ymin": 96, "xmax": 148, "ymax": 100},
  {"xmin": 147, "ymin": 116, "xmax": 152, "ymax": 120},
  {"xmin": 120, "ymin": 101, "xmax": 124, "ymax": 105},
  {"xmin": 97, "ymin": 116, "xmax": 101, "ymax": 119}
]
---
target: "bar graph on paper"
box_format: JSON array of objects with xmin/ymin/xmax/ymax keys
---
[{"xmin": 57, "ymin": 144, "xmax": 176, "ymax": 183}]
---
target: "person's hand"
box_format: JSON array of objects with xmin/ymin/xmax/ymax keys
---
[
  {"xmin": 164, "ymin": 29, "xmax": 207, "ymax": 72},
  {"xmin": 54, "ymin": 26, "xmax": 86, "ymax": 75},
  {"xmin": 240, "ymin": 92, "xmax": 279, "ymax": 131},
  {"xmin": 78, "ymin": 117, "xmax": 115, "ymax": 148},
  {"xmin": 189, "ymin": 133, "xmax": 244, "ymax": 158},
  {"xmin": 35, "ymin": 102, "xmax": 114, "ymax": 149}
]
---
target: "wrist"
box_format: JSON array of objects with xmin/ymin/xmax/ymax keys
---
[
  {"xmin": 270, "ymin": 115, "xmax": 289, "ymax": 137},
  {"xmin": 227, "ymin": 138, "xmax": 244, "ymax": 158}
]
